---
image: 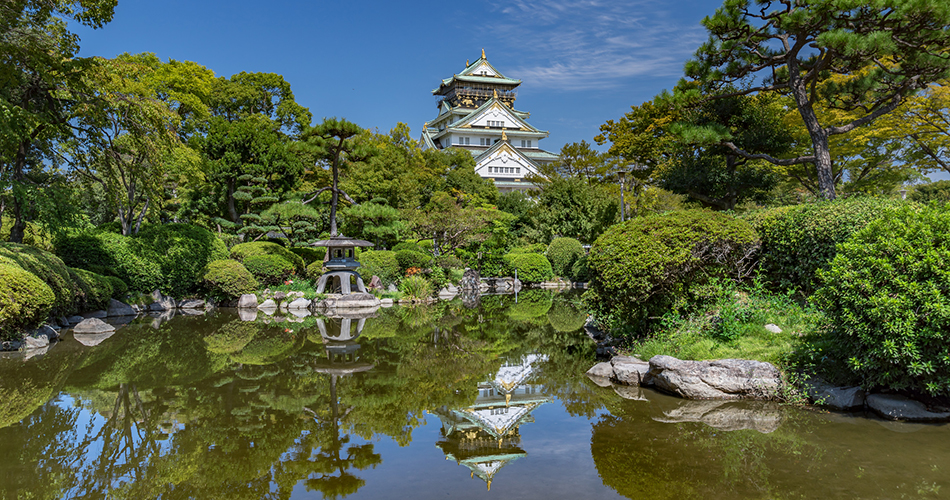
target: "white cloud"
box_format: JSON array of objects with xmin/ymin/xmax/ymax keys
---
[{"xmin": 485, "ymin": 0, "xmax": 707, "ymax": 91}]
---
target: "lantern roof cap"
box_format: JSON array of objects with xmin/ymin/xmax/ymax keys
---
[{"xmin": 311, "ymin": 236, "xmax": 374, "ymax": 248}]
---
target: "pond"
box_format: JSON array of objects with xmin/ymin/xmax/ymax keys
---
[{"xmin": 0, "ymin": 290, "xmax": 948, "ymax": 499}]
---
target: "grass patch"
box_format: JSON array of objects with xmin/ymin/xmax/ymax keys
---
[
  {"xmin": 265, "ymin": 278, "xmax": 322, "ymax": 300},
  {"xmin": 624, "ymin": 280, "xmax": 822, "ymax": 367}
]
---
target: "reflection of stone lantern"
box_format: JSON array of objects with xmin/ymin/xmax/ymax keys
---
[{"xmin": 312, "ymin": 236, "xmax": 375, "ymax": 294}]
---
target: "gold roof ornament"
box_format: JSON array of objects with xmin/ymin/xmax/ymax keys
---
[
  {"xmin": 493, "ymin": 89, "xmax": 498, "ymax": 99},
  {"xmin": 501, "ymin": 129, "xmax": 508, "ymax": 141},
  {"xmin": 466, "ymin": 59, "xmax": 469, "ymax": 66},
  {"xmin": 482, "ymin": 48, "xmax": 486, "ymax": 59}
]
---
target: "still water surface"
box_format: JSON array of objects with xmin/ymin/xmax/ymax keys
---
[{"xmin": 0, "ymin": 291, "xmax": 948, "ymax": 499}]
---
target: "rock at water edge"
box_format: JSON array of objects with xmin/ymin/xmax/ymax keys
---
[
  {"xmin": 237, "ymin": 294, "xmax": 258, "ymax": 309},
  {"xmin": 73, "ymin": 318, "xmax": 116, "ymax": 334},
  {"xmin": 107, "ymin": 299, "xmax": 136, "ymax": 317},
  {"xmin": 648, "ymin": 355, "xmax": 782, "ymax": 400},
  {"xmin": 611, "ymin": 356, "xmax": 652, "ymax": 386},
  {"xmin": 867, "ymin": 394, "xmax": 950, "ymax": 422},
  {"xmin": 178, "ymin": 299, "xmax": 205, "ymax": 309},
  {"xmin": 287, "ymin": 298, "xmax": 310, "ymax": 310}
]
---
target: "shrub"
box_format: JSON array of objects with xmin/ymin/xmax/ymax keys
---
[
  {"xmin": 547, "ymin": 300, "xmax": 588, "ymax": 332},
  {"xmin": 502, "ymin": 252, "xmax": 554, "ymax": 283},
  {"xmin": 571, "ymin": 255, "xmax": 591, "ymax": 282},
  {"xmin": 813, "ymin": 204, "xmax": 950, "ymax": 396},
  {"xmin": 306, "ymin": 261, "xmax": 324, "ymax": 280},
  {"xmin": 398, "ymin": 274, "xmax": 433, "ymax": 299},
  {"xmin": 509, "ymin": 243, "xmax": 547, "ymax": 254},
  {"xmin": 56, "ymin": 223, "xmax": 228, "ymax": 297},
  {"xmin": 395, "ymin": 249, "xmax": 432, "ymax": 273},
  {"xmin": 392, "ymin": 241, "xmax": 423, "ymax": 253},
  {"xmin": 742, "ymin": 197, "xmax": 907, "ymax": 295},
  {"xmin": 507, "ymin": 290, "xmax": 553, "ymax": 321},
  {"xmin": 202, "ymin": 259, "xmax": 259, "ymax": 299},
  {"xmin": 358, "ymin": 250, "xmax": 399, "ymax": 285},
  {"xmin": 69, "ymin": 267, "xmax": 114, "ymax": 311},
  {"xmin": 0, "ymin": 242, "xmax": 80, "ymax": 316},
  {"xmin": 546, "ymin": 237, "xmax": 585, "ymax": 279},
  {"xmin": 106, "ymin": 276, "xmax": 129, "ymax": 299},
  {"xmin": 243, "ymin": 254, "xmax": 295, "ymax": 286},
  {"xmin": 0, "ymin": 263, "xmax": 56, "ymax": 339},
  {"xmin": 230, "ymin": 241, "xmax": 305, "ymax": 275},
  {"xmin": 289, "ymin": 246, "xmax": 326, "ymax": 265},
  {"xmin": 587, "ymin": 210, "xmax": 759, "ymax": 334}
]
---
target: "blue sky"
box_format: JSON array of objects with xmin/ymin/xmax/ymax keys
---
[{"xmin": 72, "ymin": 0, "xmax": 715, "ymax": 152}]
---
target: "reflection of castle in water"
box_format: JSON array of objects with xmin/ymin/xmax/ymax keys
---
[{"xmin": 435, "ymin": 354, "xmax": 550, "ymax": 490}]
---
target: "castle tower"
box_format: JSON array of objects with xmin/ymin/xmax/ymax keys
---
[{"xmin": 420, "ymin": 50, "xmax": 559, "ymax": 193}]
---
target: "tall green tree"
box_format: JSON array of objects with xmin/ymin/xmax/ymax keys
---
[
  {"xmin": 298, "ymin": 117, "xmax": 366, "ymax": 236},
  {"xmin": 683, "ymin": 0, "xmax": 950, "ymax": 200}
]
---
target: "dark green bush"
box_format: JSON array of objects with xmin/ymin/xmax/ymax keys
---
[
  {"xmin": 0, "ymin": 263, "xmax": 56, "ymax": 339},
  {"xmin": 230, "ymin": 241, "xmax": 305, "ymax": 275},
  {"xmin": 243, "ymin": 254, "xmax": 295, "ymax": 286},
  {"xmin": 106, "ymin": 276, "xmax": 128, "ymax": 299},
  {"xmin": 0, "ymin": 242, "xmax": 80, "ymax": 316},
  {"xmin": 395, "ymin": 249, "xmax": 432, "ymax": 272},
  {"xmin": 587, "ymin": 210, "xmax": 759, "ymax": 333},
  {"xmin": 288, "ymin": 247, "xmax": 326, "ymax": 266},
  {"xmin": 813, "ymin": 204, "xmax": 950, "ymax": 396},
  {"xmin": 202, "ymin": 259, "xmax": 259, "ymax": 299},
  {"xmin": 910, "ymin": 180, "xmax": 950, "ymax": 204},
  {"xmin": 306, "ymin": 260, "xmax": 324, "ymax": 280},
  {"xmin": 502, "ymin": 252, "xmax": 554, "ymax": 283},
  {"xmin": 358, "ymin": 250, "xmax": 399, "ymax": 285},
  {"xmin": 742, "ymin": 197, "xmax": 907, "ymax": 295},
  {"xmin": 56, "ymin": 224, "xmax": 228, "ymax": 297},
  {"xmin": 392, "ymin": 241, "xmax": 423, "ymax": 253},
  {"xmin": 546, "ymin": 237, "xmax": 585, "ymax": 279},
  {"xmin": 509, "ymin": 243, "xmax": 547, "ymax": 254},
  {"xmin": 69, "ymin": 268, "xmax": 113, "ymax": 311},
  {"xmin": 571, "ymin": 255, "xmax": 591, "ymax": 282}
]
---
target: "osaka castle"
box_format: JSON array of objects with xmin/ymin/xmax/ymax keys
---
[{"xmin": 420, "ymin": 49, "xmax": 559, "ymax": 193}]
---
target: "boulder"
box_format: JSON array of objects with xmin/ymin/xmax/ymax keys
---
[
  {"xmin": 655, "ymin": 400, "xmax": 783, "ymax": 433},
  {"xmin": 387, "ymin": 284, "xmax": 398, "ymax": 293},
  {"xmin": 438, "ymin": 288, "xmax": 457, "ymax": 300},
  {"xmin": 148, "ymin": 290, "xmax": 177, "ymax": 311},
  {"xmin": 258, "ymin": 299, "xmax": 278, "ymax": 310},
  {"xmin": 866, "ymin": 394, "xmax": 950, "ymax": 422},
  {"xmin": 22, "ymin": 335, "xmax": 50, "ymax": 350},
  {"xmin": 764, "ymin": 323, "xmax": 783, "ymax": 333},
  {"xmin": 73, "ymin": 318, "xmax": 116, "ymax": 334},
  {"xmin": 287, "ymin": 298, "xmax": 311, "ymax": 310},
  {"xmin": 82, "ymin": 310, "xmax": 108, "ymax": 319},
  {"xmin": 587, "ymin": 361, "xmax": 615, "ymax": 379},
  {"xmin": 237, "ymin": 294, "xmax": 259, "ymax": 309},
  {"xmin": 30, "ymin": 325, "xmax": 59, "ymax": 341},
  {"xmin": 380, "ymin": 298, "xmax": 394, "ymax": 307},
  {"xmin": 274, "ymin": 291, "xmax": 287, "ymax": 301},
  {"xmin": 803, "ymin": 377, "xmax": 866, "ymax": 411},
  {"xmin": 318, "ymin": 293, "xmax": 381, "ymax": 309},
  {"xmin": 57, "ymin": 317, "xmax": 69, "ymax": 327},
  {"xmin": 67, "ymin": 315, "xmax": 85, "ymax": 324},
  {"xmin": 178, "ymin": 299, "xmax": 205, "ymax": 309},
  {"xmin": 611, "ymin": 356, "xmax": 652, "ymax": 386},
  {"xmin": 648, "ymin": 355, "xmax": 782, "ymax": 400},
  {"xmin": 107, "ymin": 299, "xmax": 136, "ymax": 317},
  {"xmin": 1, "ymin": 340, "xmax": 23, "ymax": 351}
]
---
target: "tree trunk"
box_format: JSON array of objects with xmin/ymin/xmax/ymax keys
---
[
  {"xmin": 133, "ymin": 198, "xmax": 149, "ymax": 234},
  {"xmin": 329, "ymin": 150, "xmax": 340, "ymax": 237},
  {"xmin": 227, "ymin": 177, "xmax": 239, "ymax": 223},
  {"xmin": 791, "ymin": 78, "xmax": 836, "ymax": 200}
]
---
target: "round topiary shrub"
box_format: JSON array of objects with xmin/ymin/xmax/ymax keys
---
[
  {"xmin": 106, "ymin": 276, "xmax": 129, "ymax": 300},
  {"xmin": 306, "ymin": 260, "xmax": 324, "ymax": 280},
  {"xmin": 503, "ymin": 252, "xmax": 554, "ymax": 283},
  {"xmin": 0, "ymin": 242, "xmax": 81, "ymax": 317},
  {"xmin": 288, "ymin": 247, "xmax": 326, "ymax": 266},
  {"xmin": 392, "ymin": 241, "xmax": 423, "ymax": 253},
  {"xmin": 509, "ymin": 243, "xmax": 547, "ymax": 254},
  {"xmin": 587, "ymin": 210, "xmax": 759, "ymax": 333},
  {"xmin": 202, "ymin": 259, "xmax": 259, "ymax": 299},
  {"xmin": 0, "ymin": 263, "xmax": 56, "ymax": 339},
  {"xmin": 230, "ymin": 241, "xmax": 305, "ymax": 275},
  {"xmin": 742, "ymin": 197, "xmax": 908, "ymax": 295},
  {"xmin": 813, "ymin": 204, "xmax": 950, "ymax": 396},
  {"xmin": 546, "ymin": 237, "xmax": 585, "ymax": 279},
  {"xmin": 395, "ymin": 249, "xmax": 432, "ymax": 273},
  {"xmin": 243, "ymin": 254, "xmax": 295, "ymax": 286},
  {"xmin": 358, "ymin": 250, "xmax": 399, "ymax": 285},
  {"xmin": 69, "ymin": 268, "xmax": 114, "ymax": 311},
  {"xmin": 547, "ymin": 300, "xmax": 588, "ymax": 332}
]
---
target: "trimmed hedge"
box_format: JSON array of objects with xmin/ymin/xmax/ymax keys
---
[
  {"xmin": 106, "ymin": 276, "xmax": 129, "ymax": 299},
  {"xmin": 742, "ymin": 197, "xmax": 907, "ymax": 295},
  {"xmin": 546, "ymin": 237, "xmax": 585, "ymax": 279},
  {"xmin": 587, "ymin": 210, "xmax": 759, "ymax": 333},
  {"xmin": 243, "ymin": 254, "xmax": 295, "ymax": 286},
  {"xmin": 230, "ymin": 241, "xmax": 305, "ymax": 275},
  {"xmin": 69, "ymin": 268, "xmax": 114, "ymax": 311},
  {"xmin": 395, "ymin": 249, "xmax": 432, "ymax": 273},
  {"xmin": 289, "ymin": 246, "xmax": 326, "ymax": 265},
  {"xmin": 358, "ymin": 250, "xmax": 399, "ymax": 285},
  {"xmin": 503, "ymin": 252, "xmax": 554, "ymax": 283},
  {"xmin": 813, "ymin": 204, "xmax": 950, "ymax": 396},
  {"xmin": 56, "ymin": 224, "xmax": 228, "ymax": 297},
  {"xmin": 0, "ymin": 242, "xmax": 80, "ymax": 316},
  {"xmin": 202, "ymin": 259, "xmax": 259, "ymax": 299},
  {"xmin": 392, "ymin": 241, "xmax": 423, "ymax": 253},
  {"xmin": 0, "ymin": 263, "xmax": 56, "ymax": 339}
]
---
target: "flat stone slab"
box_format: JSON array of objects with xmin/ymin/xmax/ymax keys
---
[
  {"xmin": 318, "ymin": 293, "xmax": 381, "ymax": 309},
  {"xmin": 867, "ymin": 394, "xmax": 950, "ymax": 422},
  {"xmin": 73, "ymin": 318, "xmax": 116, "ymax": 334},
  {"xmin": 648, "ymin": 355, "xmax": 782, "ymax": 400},
  {"xmin": 803, "ymin": 378, "xmax": 866, "ymax": 411},
  {"xmin": 107, "ymin": 299, "xmax": 136, "ymax": 317},
  {"xmin": 380, "ymin": 298, "xmax": 394, "ymax": 307},
  {"xmin": 178, "ymin": 299, "xmax": 205, "ymax": 309}
]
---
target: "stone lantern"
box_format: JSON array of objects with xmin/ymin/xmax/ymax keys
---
[{"xmin": 311, "ymin": 236, "xmax": 375, "ymax": 294}]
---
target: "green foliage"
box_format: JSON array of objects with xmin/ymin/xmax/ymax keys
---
[
  {"xmin": 230, "ymin": 241, "xmax": 305, "ymax": 275},
  {"xmin": 394, "ymin": 250, "xmax": 431, "ymax": 273},
  {"xmin": 392, "ymin": 241, "xmax": 422, "ymax": 253},
  {"xmin": 546, "ymin": 237, "xmax": 585, "ymax": 279},
  {"xmin": 305, "ymin": 260, "xmax": 324, "ymax": 280},
  {"xmin": 509, "ymin": 243, "xmax": 547, "ymax": 254},
  {"xmin": 910, "ymin": 180, "xmax": 950, "ymax": 204},
  {"xmin": 201, "ymin": 259, "xmax": 259, "ymax": 299},
  {"xmin": 507, "ymin": 290, "xmax": 553, "ymax": 322},
  {"xmin": 398, "ymin": 274, "xmax": 432, "ymax": 299},
  {"xmin": 357, "ymin": 250, "xmax": 399, "ymax": 285},
  {"xmin": 743, "ymin": 197, "xmax": 907, "ymax": 295},
  {"xmin": 105, "ymin": 276, "xmax": 128, "ymax": 299},
  {"xmin": 813, "ymin": 204, "xmax": 950, "ymax": 396},
  {"xmin": 56, "ymin": 223, "xmax": 228, "ymax": 297},
  {"xmin": 587, "ymin": 210, "xmax": 759, "ymax": 334},
  {"xmin": 0, "ymin": 242, "xmax": 79, "ymax": 316},
  {"xmin": 532, "ymin": 176, "xmax": 618, "ymax": 244},
  {"xmin": 571, "ymin": 255, "xmax": 591, "ymax": 282},
  {"xmin": 0, "ymin": 264, "xmax": 55, "ymax": 339},
  {"xmin": 69, "ymin": 267, "xmax": 113, "ymax": 311},
  {"xmin": 547, "ymin": 298, "xmax": 589, "ymax": 332},
  {"xmin": 288, "ymin": 246, "xmax": 325, "ymax": 265},
  {"xmin": 341, "ymin": 201, "xmax": 406, "ymax": 249},
  {"xmin": 502, "ymin": 252, "xmax": 554, "ymax": 283},
  {"xmin": 242, "ymin": 255, "xmax": 295, "ymax": 286}
]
